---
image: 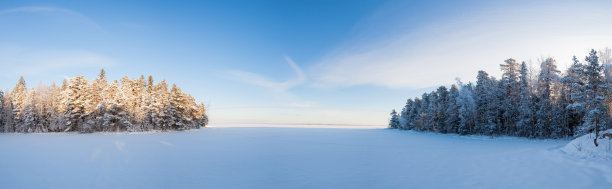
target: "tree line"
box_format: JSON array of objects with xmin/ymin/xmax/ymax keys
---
[
  {"xmin": 389, "ymin": 49, "xmax": 611, "ymax": 143},
  {"xmin": 0, "ymin": 69, "xmax": 208, "ymax": 133}
]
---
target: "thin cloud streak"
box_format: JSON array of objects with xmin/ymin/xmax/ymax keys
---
[
  {"xmin": 228, "ymin": 56, "xmax": 306, "ymax": 94},
  {"xmin": 0, "ymin": 6, "xmax": 103, "ymax": 31},
  {"xmin": 311, "ymin": 1, "xmax": 612, "ymax": 89},
  {"xmin": 0, "ymin": 46, "xmax": 116, "ymax": 77}
]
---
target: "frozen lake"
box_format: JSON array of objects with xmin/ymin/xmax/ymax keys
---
[{"xmin": 1, "ymin": 127, "xmax": 610, "ymax": 189}]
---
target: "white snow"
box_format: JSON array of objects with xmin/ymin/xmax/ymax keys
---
[
  {"xmin": 1, "ymin": 127, "xmax": 611, "ymax": 189},
  {"xmin": 562, "ymin": 129, "xmax": 612, "ymax": 160}
]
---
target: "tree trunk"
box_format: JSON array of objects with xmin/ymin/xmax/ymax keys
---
[{"xmin": 594, "ymin": 115, "xmax": 599, "ymax": 147}]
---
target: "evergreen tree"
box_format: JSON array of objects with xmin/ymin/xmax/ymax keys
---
[
  {"xmin": 152, "ymin": 80, "xmax": 170, "ymax": 130},
  {"xmin": 427, "ymin": 91, "xmax": 439, "ymax": 131},
  {"xmin": 436, "ymin": 86, "xmax": 449, "ymax": 133},
  {"xmin": 457, "ymin": 82, "xmax": 476, "ymax": 135},
  {"xmin": 391, "ymin": 48, "xmax": 610, "ymax": 139},
  {"xmin": 62, "ymin": 76, "xmax": 88, "ymax": 132},
  {"xmin": 388, "ymin": 109, "xmax": 400, "ymax": 129},
  {"xmin": 563, "ymin": 56, "xmax": 586, "ymax": 136},
  {"xmin": 445, "ymin": 84, "xmax": 460, "ymax": 133},
  {"xmin": 535, "ymin": 58, "xmax": 560, "ymax": 138},
  {"xmin": 400, "ymin": 99, "xmax": 414, "ymax": 130},
  {"xmin": 169, "ymin": 84, "xmax": 192, "ymax": 130},
  {"xmin": 582, "ymin": 49, "xmax": 610, "ymax": 146},
  {"xmin": 475, "ymin": 71, "xmax": 497, "ymax": 135},
  {"xmin": 0, "ymin": 70, "xmax": 207, "ymax": 133},
  {"xmin": 0, "ymin": 90, "xmax": 4, "ymax": 131},
  {"xmin": 420, "ymin": 93, "xmax": 432, "ymax": 131},
  {"xmin": 500, "ymin": 58, "xmax": 520, "ymax": 135},
  {"xmin": 22, "ymin": 89, "xmax": 42, "ymax": 133},
  {"xmin": 11, "ymin": 76, "xmax": 27, "ymax": 132},
  {"xmin": 600, "ymin": 48, "xmax": 612, "ymax": 118},
  {"xmin": 411, "ymin": 98, "xmax": 423, "ymax": 130},
  {"xmin": 517, "ymin": 62, "xmax": 535, "ymax": 137}
]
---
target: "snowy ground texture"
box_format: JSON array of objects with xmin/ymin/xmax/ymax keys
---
[
  {"xmin": 562, "ymin": 129, "xmax": 612, "ymax": 160},
  {"xmin": 1, "ymin": 127, "xmax": 611, "ymax": 189}
]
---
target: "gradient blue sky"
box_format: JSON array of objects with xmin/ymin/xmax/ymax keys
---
[{"xmin": 1, "ymin": 0, "xmax": 611, "ymax": 126}]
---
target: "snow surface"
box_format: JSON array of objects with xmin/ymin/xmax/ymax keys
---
[
  {"xmin": 1, "ymin": 127, "xmax": 611, "ymax": 189},
  {"xmin": 562, "ymin": 129, "xmax": 612, "ymax": 160}
]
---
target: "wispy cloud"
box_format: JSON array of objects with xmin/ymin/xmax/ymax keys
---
[
  {"xmin": 311, "ymin": 1, "xmax": 612, "ymax": 89},
  {"xmin": 228, "ymin": 56, "xmax": 306, "ymax": 95},
  {"xmin": 0, "ymin": 6, "xmax": 103, "ymax": 31},
  {"xmin": 0, "ymin": 45, "xmax": 116, "ymax": 77},
  {"xmin": 0, "ymin": 6, "xmax": 72, "ymax": 14}
]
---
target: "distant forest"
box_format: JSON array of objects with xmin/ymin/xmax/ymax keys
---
[
  {"xmin": 389, "ymin": 49, "xmax": 611, "ymax": 142},
  {"xmin": 0, "ymin": 69, "xmax": 208, "ymax": 133}
]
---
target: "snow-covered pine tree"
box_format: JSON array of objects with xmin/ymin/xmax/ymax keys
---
[
  {"xmin": 599, "ymin": 47, "xmax": 612, "ymax": 85},
  {"xmin": 457, "ymin": 82, "xmax": 476, "ymax": 135},
  {"xmin": 2, "ymin": 93, "xmax": 15, "ymax": 132},
  {"xmin": 581, "ymin": 50, "xmax": 610, "ymax": 146},
  {"xmin": 120, "ymin": 76, "xmax": 138, "ymax": 131},
  {"xmin": 167, "ymin": 83, "xmax": 188, "ymax": 130},
  {"xmin": 135, "ymin": 75, "xmax": 148, "ymax": 130},
  {"xmin": 597, "ymin": 48, "xmax": 612, "ymax": 129},
  {"xmin": 140, "ymin": 75, "xmax": 156, "ymax": 131},
  {"xmin": 195, "ymin": 102, "xmax": 208, "ymax": 127},
  {"xmin": 0, "ymin": 89, "xmax": 4, "ymax": 131},
  {"xmin": 563, "ymin": 56, "xmax": 586, "ymax": 136},
  {"xmin": 427, "ymin": 91, "xmax": 439, "ymax": 131},
  {"xmin": 413, "ymin": 98, "xmax": 423, "ymax": 130},
  {"xmin": 61, "ymin": 76, "xmax": 89, "ymax": 132},
  {"xmin": 183, "ymin": 93, "xmax": 199, "ymax": 129},
  {"xmin": 86, "ymin": 69, "xmax": 108, "ymax": 131},
  {"xmin": 400, "ymin": 99, "xmax": 415, "ymax": 130},
  {"xmin": 475, "ymin": 71, "xmax": 497, "ymax": 135},
  {"xmin": 500, "ymin": 58, "xmax": 520, "ymax": 135},
  {"xmin": 436, "ymin": 86, "xmax": 449, "ymax": 133},
  {"xmin": 0, "ymin": 71, "xmax": 207, "ymax": 133},
  {"xmin": 445, "ymin": 84, "xmax": 460, "ymax": 133},
  {"xmin": 104, "ymin": 80, "xmax": 132, "ymax": 132},
  {"xmin": 49, "ymin": 82, "xmax": 65, "ymax": 132},
  {"xmin": 152, "ymin": 80, "xmax": 170, "ymax": 130},
  {"xmin": 11, "ymin": 77, "xmax": 28, "ymax": 132},
  {"xmin": 33, "ymin": 85, "xmax": 49, "ymax": 132},
  {"xmin": 388, "ymin": 109, "xmax": 400, "ymax": 129},
  {"xmin": 0, "ymin": 89, "xmax": 6, "ymax": 132},
  {"xmin": 517, "ymin": 62, "xmax": 535, "ymax": 137},
  {"xmin": 535, "ymin": 57, "xmax": 561, "ymax": 138},
  {"xmin": 420, "ymin": 93, "xmax": 432, "ymax": 131},
  {"xmin": 491, "ymin": 78, "xmax": 504, "ymax": 135},
  {"xmin": 21, "ymin": 89, "xmax": 38, "ymax": 132}
]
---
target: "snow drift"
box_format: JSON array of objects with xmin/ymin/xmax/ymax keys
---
[{"xmin": 562, "ymin": 129, "xmax": 612, "ymax": 159}]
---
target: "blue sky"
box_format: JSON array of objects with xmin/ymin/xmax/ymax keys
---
[{"xmin": 1, "ymin": 0, "xmax": 612, "ymax": 126}]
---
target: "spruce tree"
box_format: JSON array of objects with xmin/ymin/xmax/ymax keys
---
[
  {"xmin": 582, "ymin": 49, "xmax": 610, "ymax": 146},
  {"xmin": 535, "ymin": 58, "xmax": 560, "ymax": 138},
  {"xmin": 0, "ymin": 90, "xmax": 4, "ymax": 131},
  {"xmin": 500, "ymin": 58, "xmax": 520, "ymax": 135},
  {"xmin": 457, "ymin": 82, "xmax": 476, "ymax": 135},
  {"xmin": 388, "ymin": 109, "xmax": 400, "ymax": 129},
  {"xmin": 400, "ymin": 99, "xmax": 414, "ymax": 130},
  {"xmin": 436, "ymin": 86, "xmax": 449, "ymax": 133},
  {"xmin": 445, "ymin": 84, "xmax": 460, "ymax": 133},
  {"xmin": 517, "ymin": 62, "xmax": 535, "ymax": 137}
]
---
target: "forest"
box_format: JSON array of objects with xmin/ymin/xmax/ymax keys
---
[
  {"xmin": 0, "ymin": 69, "xmax": 208, "ymax": 133},
  {"xmin": 389, "ymin": 49, "xmax": 612, "ymax": 142}
]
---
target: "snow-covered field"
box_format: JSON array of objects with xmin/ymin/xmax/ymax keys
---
[{"xmin": 1, "ymin": 127, "xmax": 611, "ymax": 189}]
